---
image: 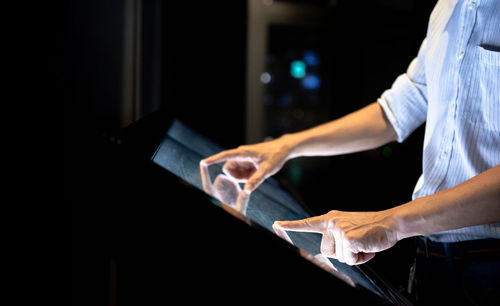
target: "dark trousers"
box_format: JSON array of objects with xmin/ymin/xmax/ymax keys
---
[{"xmin": 408, "ymin": 237, "xmax": 500, "ymax": 305}]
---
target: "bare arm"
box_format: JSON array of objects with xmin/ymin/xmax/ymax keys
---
[
  {"xmin": 285, "ymin": 102, "xmax": 397, "ymax": 158},
  {"xmin": 203, "ymin": 102, "xmax": 397, "ymax": 191},
  {"xmin": 275, "ymin": 164, "xmax": 500, "ymax": 265},
  {"xmin": 393, "ymin": 164, "xmax": 500, "ymax": 240}
]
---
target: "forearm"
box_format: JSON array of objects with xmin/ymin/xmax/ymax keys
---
[
  {"xmin": 282, "ymin": 102, "xmax": 397, "ymax": 160},
  {"xmin": 392, "ymin": 164, "xmax": 500, "ymax": 240}
]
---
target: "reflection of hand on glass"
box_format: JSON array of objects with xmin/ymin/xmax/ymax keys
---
[
  {"xmin": 273, "ymin": 223, "xmax": 356, "ymax": 287},
  {"xmin": 272, "ymin": 221, "xmax": 293, "ymax": 244},
  {"xmin": 299, "ymin": 250, "xmax": 356, "ymax": 287},
  {"xmin": 200, "ymin": 160, "xmax": 250, "ymax": 215},
  {"xmin": 213, "ymin": 174, "xmax": 250, "ymax": 215}
]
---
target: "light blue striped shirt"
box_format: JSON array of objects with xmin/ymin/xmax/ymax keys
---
[{"xmin": 378, "ymin": 0, "xmax": 500, "ymax": 242}]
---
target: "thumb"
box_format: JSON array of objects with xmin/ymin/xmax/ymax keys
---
[
  {"xmin": 235, "ymin": 189, "xmax": 251, "ymax": 215},
  {"xmin": 243, "ymin": 165, "xmax": 269, "ymax": 192},
  {"xmin": 354, "ymin": 252, "xmax": 376, "ymax": 265}
]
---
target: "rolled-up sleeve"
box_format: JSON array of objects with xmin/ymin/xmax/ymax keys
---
[{"xmin": 378, "ymin": 39, "xmax": 429, "ymax": 143}]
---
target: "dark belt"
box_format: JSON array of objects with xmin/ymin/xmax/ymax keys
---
[{"xmin": 416, "ymin": 236, "xmax": 500, "ymax": 262}]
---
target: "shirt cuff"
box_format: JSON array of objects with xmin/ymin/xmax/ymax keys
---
[{"xmin": 377, "ymin": 74, "xmax": 427, "ymax": 143}]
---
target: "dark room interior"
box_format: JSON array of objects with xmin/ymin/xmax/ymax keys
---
[{"xmin": 64, "ymin": 1, "xmax": 441, "ymax": 305}]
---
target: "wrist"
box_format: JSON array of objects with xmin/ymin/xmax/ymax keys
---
[
  {"xmin": 388, "ymin": 199, "xmax": 428, "ymax": 241},
  {"xmin": 278, "ymin": 133, "xmax": 304, "ymax": 160}
]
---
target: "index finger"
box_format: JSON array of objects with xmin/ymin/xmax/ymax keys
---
[
  {"xmin": 274, "ymin": 216, "xmax": 326, "ymax": 233},
  {"xmin": 202, "ymin": 149, "xmax": 243, "ymax": 165}
]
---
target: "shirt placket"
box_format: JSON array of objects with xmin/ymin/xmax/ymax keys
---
[{"xmin": 435, "ymin": 0, "xmax": 479, "ymax": 192}]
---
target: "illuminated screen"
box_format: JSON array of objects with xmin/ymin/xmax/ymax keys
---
[{"xmin": 151, "ymin": 120, "xmax": 410, "ymax": 305}]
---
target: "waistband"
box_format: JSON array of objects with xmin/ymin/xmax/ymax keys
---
[{"xmin": 415, "ymin": 236, "xmax": 500, "ymax": 262}]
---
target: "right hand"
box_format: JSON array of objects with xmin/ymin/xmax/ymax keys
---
[{"xmin": 201, "ymin": 136, "xmax": 293, "ymax": 192}]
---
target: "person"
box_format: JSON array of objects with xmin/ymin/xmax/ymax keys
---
[{"xmin": 202, "ymin": 0, "xmax": 499, "ymax": 304}]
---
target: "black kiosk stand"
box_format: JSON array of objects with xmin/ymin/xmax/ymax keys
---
[
  {"xmin": 150, "ymin": 116, "xmax": 411, "ymax": 305},
  {"xmin": 80, "ymin": 112, "xmax": 413, "ymax": 305}
]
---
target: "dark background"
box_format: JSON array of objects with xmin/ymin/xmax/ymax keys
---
[{"xmin": 64, "ymin": 0, "xmax": 435, "ymax": 305}]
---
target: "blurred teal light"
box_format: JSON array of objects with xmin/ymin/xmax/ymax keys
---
[{"xmin": 290, "ymin": 60, "xmax": 306, "ymax": 79}]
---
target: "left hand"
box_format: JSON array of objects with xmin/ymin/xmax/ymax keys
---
[{"xmin": 274, "ymin": 210, "xmax": 399, "ymax": 265}]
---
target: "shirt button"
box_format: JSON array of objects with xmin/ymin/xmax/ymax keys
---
[
  {"xmin": 468, "ymin": 1, "xmax": 476, "ymax": 10},
  {"xmin": 457, "ymin": 51, "xmax": 464, "ymax": 60},
  {"xmin": 441, "ymin": 151, "xmax": 448, "ymax": 159}
]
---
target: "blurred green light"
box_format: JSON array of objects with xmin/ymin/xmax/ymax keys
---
[
  {"xmin": 382, "ymin": 146, "xmax": 393, "ymax": 158},
  {"xmin": 290, "ymin": 60, "xmax": 306, "ymax": 79},
  {"xmin": 289, "ymin": 164, "xmax": 302, "ymax": 185}
]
